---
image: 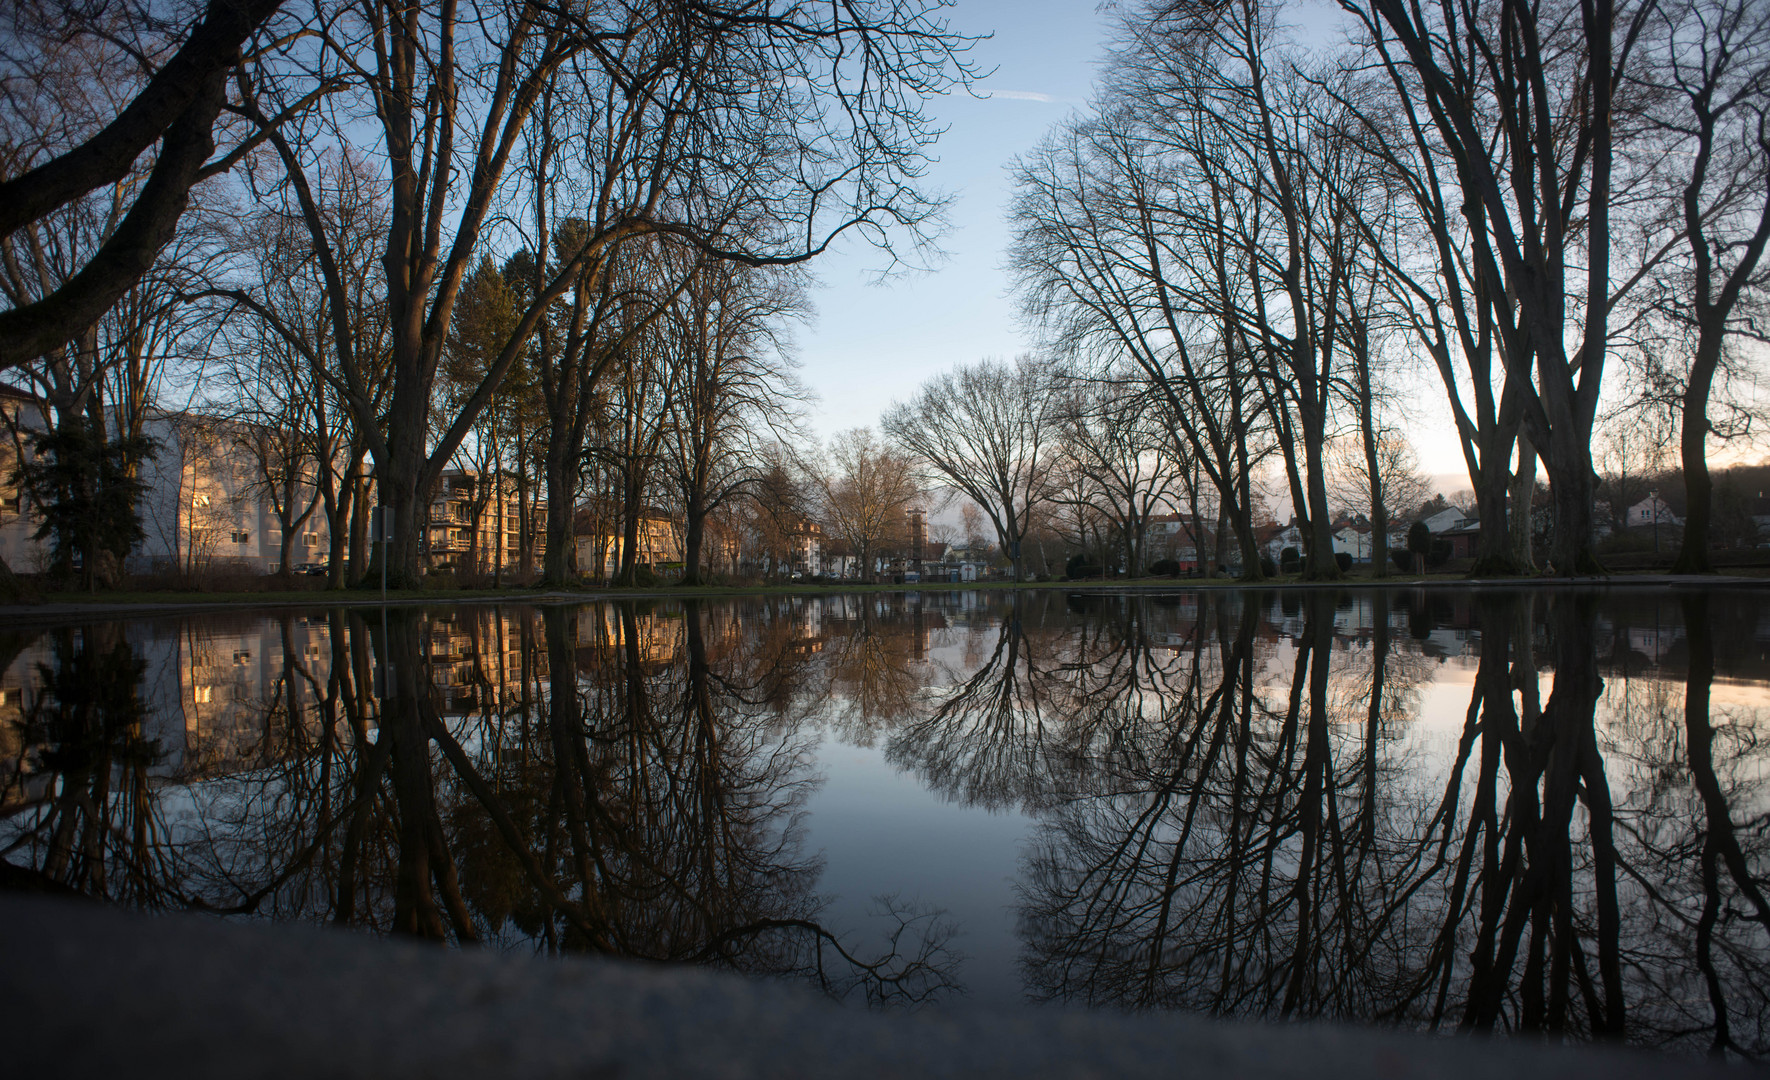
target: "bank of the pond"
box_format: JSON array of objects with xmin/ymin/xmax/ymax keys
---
[
  {"xmin": 0, "ymin": 571, "xmax": 1767, "ymax": 628},
  {"xmin": 0, "ymin": 893, "xmax": 1730, "ymax": 1080}
]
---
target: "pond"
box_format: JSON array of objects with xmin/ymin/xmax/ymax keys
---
[{"xmin": 1, "ymin": 588, "xmax": 1766, "ymax": 1055}]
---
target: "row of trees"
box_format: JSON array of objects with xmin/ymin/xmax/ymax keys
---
[
  {"xmin": 5, "ymin": 0, "xmax": 1767, "ymax": 585},
  {"xmin": 840, "ymin": 353, "xmax": 1429, "ymax": 582},
  {"xmin": 0, "ymin": 0, "xmax": 978, "ymax": 588},
  {"xmin": 987, "ymin": 0, "xmax": 1770, "ymax": 579}
]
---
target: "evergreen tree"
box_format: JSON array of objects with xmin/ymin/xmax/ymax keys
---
[{"xmin": 14, "ymin": 427, "xmax": 157, "ymax": 591}]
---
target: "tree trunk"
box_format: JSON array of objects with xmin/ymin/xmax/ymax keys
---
[
  {"xmin": 1232, "ymin": 499, "xmax": 1262, "ymax": 581},
  {"xmin": 1673, "ymin": 335, "xmax": 1724, "ymax": 574},
  {"xmin": 1469, "ymin": 448, "xmax": 1524, "ymax": 576},
  {"xmin": 371, "ymin": 454, "xmax": 429, "ymax": 590},
  {"xmin": 348, "ymin": 471, "xmax": 370, "ymax": 585},
  {"xmin": 516, "ymin": 463, "xmax": 534, "ymax": 578},
  {"xmin": 1508, "ymin": 432, "xmax": 1537, "ymax": 572},
  {"xmin": 324, "ymin": 455, "xmax": 359, "ymax": 590},
  {"xmin": 618, "ymin": 472, "xmax": 643, "ymax": 584},
  {"xmin": 1300, "ymin": 408, "xmax": 1341, "ymax": 580},
  {"xmin": 1544, "ymin": 438, "xmax": 1602, "ymax": 576},
  {"xmin": 542, "ymin": 433, "xmax": 577, "ymax": 586},
  {"xmin": 682, "ymin": 502, "xmax": 706, "ymax": 586}
]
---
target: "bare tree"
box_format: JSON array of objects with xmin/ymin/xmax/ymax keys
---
[
  {"xmin": 196, "ymin": 144, "xmax": 392, "ymax": 588},
  {"xmin": 664, "ymin": 256, "xmax": 807, "ymax": 585},
  {"xmin": 1633, "ymin": 0, "xmax": 1770, "ymax": 571},
  {"xmin": 1052, "ymin": 370, "xmax": 1176, "ymax": 576},
  {"xmin": 1339, "ymin": 0, "xmax": 1664, "ymax": 573},
  {"xmin": 882, "ymin": 356, "xmax": 1061, "ymax": 582},
  {"xmin": 1009, "ymin": 81, "xmax": 1277, "ymax": 579},
  {"xmin": 1327, "ymin": 428, "xmax": 1426, "ymax": 574},
  {"xmin": 817, "ymin": 428, "xmax": 921, "ymax": 583},
  {"xmin": 0, "ymin": 0, "xmax": 290, "ymax": 367},
  {"xmin": 250, "ymin": 0, "xmax": 975, "ymax": 588},
  {"xmin": 744, "ymin": 443, "xmax": 815, "ymax": 582}
]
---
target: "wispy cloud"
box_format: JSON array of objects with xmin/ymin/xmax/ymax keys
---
[{"xmin": 990, "ymin": 89, "xmax": 1059, "ymax": 103}]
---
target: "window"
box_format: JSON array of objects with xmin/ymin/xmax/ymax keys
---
[
  {"xmin": 231, "ymin": 531, "xmax": 250, "ymax": 544},
  {"xmin": 232, "ymin": 651, "xmax": 251, "ymax": 665},
  {"xmin": 193, "ymin": 686, "xmax": 212, "ymax": 704},
  {"xmin": 303, "ymin": 533, "xmax": 321, "ymax": 547}
]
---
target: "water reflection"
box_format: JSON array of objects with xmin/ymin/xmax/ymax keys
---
[{"xmin": 0, "ymin": 589, "xmax": 1766, "ymax": 1053}]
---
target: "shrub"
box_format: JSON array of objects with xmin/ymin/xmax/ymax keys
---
[
  {"xmin": 1150, "ymin": 558, "xmax": 1181, "ymax": 577},
  {"xmin": 1279, "ymin": 546, "xmax": 1301, "ymax": 574},
  {"xmin": 1259, "ymin": 555, "xmax": 1278, "ymax": 578},
  {"xmin": 1427, "ymin": 539, "xmax": 1452, "ymax": 569},
  {"xmin": 1390, "ymin": 549, "xmax": 1414, "ymax": 572},
  {"xmin": 1407, "ymin": 521, "xmax": 1433, "ymax": 560},
  {"xmin": 1065, "ymin": 554, "xmax": 1105, "ymax": 579},
  {"xmin": 1335, "ymin": 551, "xmax": 1353, "ymax": 572}
]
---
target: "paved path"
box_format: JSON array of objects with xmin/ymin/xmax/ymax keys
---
[{"xmin": 0, "ymin": 894, "xmax": 1743, "ymax": 1079}]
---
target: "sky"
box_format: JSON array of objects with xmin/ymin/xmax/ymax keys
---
[
  {"xmin": 792, "ymin": 0, "xmax": 1471, "ymax": 497},
  {"xmin": 795, "ymin": 0, "xmax": 1107, "ymax": 439}
]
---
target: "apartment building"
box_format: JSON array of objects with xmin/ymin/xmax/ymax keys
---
[
  {"xmin": 0, "ymin": 391, "xmax": 332, "ymax": 576},
  {"xmin": 424, "ymin": 470, "xmax": 547, "ymax": 575},
  {"xmin": 132, "ymin": 411, "xmax": 332, "ymax": 574},
  {"xmin": 573, "ymin": 506, "xmax": 683, "ymax": 578}
]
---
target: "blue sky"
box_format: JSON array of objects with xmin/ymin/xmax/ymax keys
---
[
  {"xmin": 793, "ymin": 1, "xmax": 1473, "ymax": 494},
  {"xmin": 795, "ymin": 0, "xmax": 1108, "ymax": 439}
]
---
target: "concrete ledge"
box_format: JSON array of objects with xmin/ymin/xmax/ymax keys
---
[{"xmin": 0, "ymin": 895, "xmax": 1740, "ymax": 1079}]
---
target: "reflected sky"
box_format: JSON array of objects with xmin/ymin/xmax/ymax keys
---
[{"xmin": 1, "ymin": 589, "xmax": 1766, "ymax": 1056}]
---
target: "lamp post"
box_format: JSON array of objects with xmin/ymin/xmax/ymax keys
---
[{"xmin": 373, "ymin": 505, "xmax": 393, "ymax": 600}]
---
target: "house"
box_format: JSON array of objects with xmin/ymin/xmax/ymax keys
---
[
  {"xmin": 1625, "ymin": 493, "xmax": 1682, "ymax": 529},
  {"xmin": 789, "ymin": 520, "xmax": 824, "ymax": 576},
  {"xmin": 1332, "ymin": 522, "xmax": 1374, "ymax": 562},
  {"xmin": 0, "ymin": 385, "xmax": 44, "ymax": 572},
  {"xmin": 0, "ymin": 397, "xmax": 343, "ymax": 577},
  {"xmin": 1258, "ymin": 521, "xmax": 1304, "ymax": 561},
  {"xmin": 941, "ymin": 542, "xmax": 997, "ymax": 581},
  {"xmin": 1148, "ymin": 513, "xmax": 1221, "ymax": 570},
  {"xmin": 1420, "ymin": 506, "xmax": 1470, "ymax": 535},
  {"xmin": 1440, "ymin": 519, "xmax": 1483, "ymax": 560}
]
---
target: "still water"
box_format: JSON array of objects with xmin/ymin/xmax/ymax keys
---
[{"xmin": 1, "ymin": 589, "xmax": 1766, "ymax": 1054}]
